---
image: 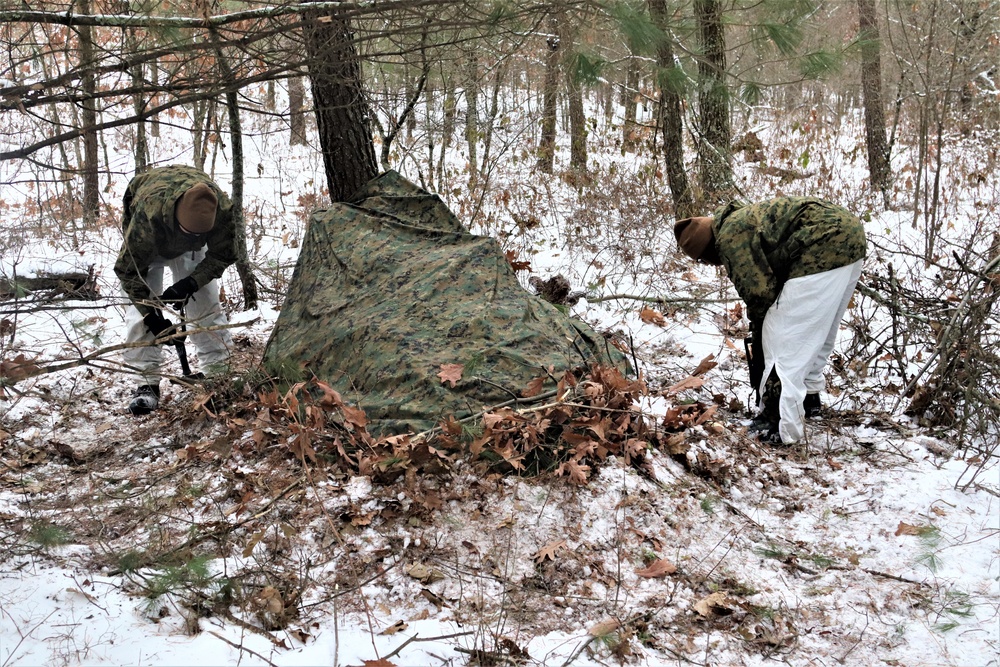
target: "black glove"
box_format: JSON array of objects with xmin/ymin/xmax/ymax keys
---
[
  {"xmin": 160, "ymin": 276, "xmax": 199, "ymax": 306},
  {"xmin": 143, "ymin": 311, "xmax": 174, "ymax": 340}
]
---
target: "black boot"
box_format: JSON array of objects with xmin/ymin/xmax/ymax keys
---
[
  {"xmin": 803, "ymin": 393, "xmax": 822, "ymax": 418},
  {"xmin": 128, "ymin": 384, "xmax": 160, "ymax": 415}
]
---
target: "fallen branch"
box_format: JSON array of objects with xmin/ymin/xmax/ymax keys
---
[
  {"xmin": 207, "ymin": 629, "xmax": 279, "ymax": 666},
  {"xmin": 382, "ymin": 630, "xmax": 473, "ymax": 660},
  {"xmin": 0, "ymin": 318, "xmax": 258, "ymax": 387},
  {"xmin": 585, "ymin": 293, "xmax": 732, "ymax": 305}
]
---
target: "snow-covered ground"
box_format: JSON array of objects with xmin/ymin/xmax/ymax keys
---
[{"xmin": 1, "ymin": 90, "xmax": 998, "ymax": 666}]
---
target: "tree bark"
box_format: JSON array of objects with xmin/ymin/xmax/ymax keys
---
[
  {"xmin": 648, "ymin": 0, "xmax": 694, "ymax": 218},
  {"xmin": 858, "ymin": 0, "xmax": 891, "ymax": 203},
  {"xmin": 694, "ymin": 0, "xmax": 733, "ymax": 206},
  {"xmin": 622, "ymin": 57, "xmax": 639, "ymax": 152},
  {"xmin": 302, "ymin": 4, "xmax": 378, "ymax": 202},
  {"xmin": 78, "ymin": 0, "xmax": 100, "ymax": 228},
  {"xmin": 565, "ymin": 25, "xmax": 587, "ymax": 171},
  {"xmin": 288, "ymin": 76, "xmax": 308, "ymax": 146},
  {"xmin": 464, "ymin": 52, "xmax": 479, "ymax": 185},
  {"xmin": 209, "ymin": 28, "xmax": 259, "ymax": 310},
  {"xmin": 536, "ymin": 15, "xmax": 560, "ymax": 174}
]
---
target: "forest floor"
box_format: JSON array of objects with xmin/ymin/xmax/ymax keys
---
[{"xmin": 1, "ymin": 109, "xmax": 998, "ymax": 666}]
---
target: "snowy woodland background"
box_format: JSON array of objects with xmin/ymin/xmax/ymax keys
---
[{"xmin": 0, "ymin": 1, "xmax": 998, "ymax": 666}]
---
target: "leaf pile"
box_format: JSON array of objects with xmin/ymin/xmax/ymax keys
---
[{"xmin": 241, "ymin": 365, "xmax": 664, "ymax": 486}]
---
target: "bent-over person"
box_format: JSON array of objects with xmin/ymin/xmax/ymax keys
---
[
  {"xmin": 116, "ymin": 165, "xmax": 236, "ymax": 415},
  {"xmin": 674, "ymin": 196, "xmax": 867, "ymax": 444}
]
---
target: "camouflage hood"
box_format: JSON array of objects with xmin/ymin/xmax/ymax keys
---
[{"xmin": 263, "ymin": 171, "xmax": 627, "ymax": 435}]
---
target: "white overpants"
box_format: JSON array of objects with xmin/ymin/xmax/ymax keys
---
[
  {"xmin": 123, "ymin": 249, "xmax": 233, "ymax": 386},
  {"xmin": 760, "ymin": 259, "xmax": 863, "ymax": 443}
]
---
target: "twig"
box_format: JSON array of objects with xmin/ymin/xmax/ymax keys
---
[
  {"xmin": 207, "ymin": 629, "xmax": 279, "ymax": 666},
  {"xmin": 893, "ymin": 251, "xmax": 1000, "ymax": 412},
  {"xmin": 585, "ymin": 292, "xmax": 732, "ymax": 305},
  {"xmin": 1, "ymin": 318, "xmax": 259, "ymax": 386},
  {"xmin": 382, "ymin": 630, "xmax": 473, "ymax": 660}
]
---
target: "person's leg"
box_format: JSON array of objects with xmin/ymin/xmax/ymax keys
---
[
  {"xmin": 803, "ymin": 260, "xmax": 864, "ymax": 394},
  {"xmin": 122, "ymin": 260, "xmax": 166, "ymax": 387},
  {"xmin": 762, "ymin": 265, "xmax": 861, "ymax": 443},
  {"xmin": 167, "ymin": 251, "xmax": 233, "ymax": 375},
  {"xmin": 123, "ymin": 260, "xmax": 167, "ymax": 414}
]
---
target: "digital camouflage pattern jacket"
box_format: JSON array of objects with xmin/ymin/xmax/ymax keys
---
[
  {"xmin": 712, "ymin": 197, "xmax": 867, "ymax": 322},
  {"xmin": 115, "ymin": 165, "xmax": 236, "ymax": 316}
]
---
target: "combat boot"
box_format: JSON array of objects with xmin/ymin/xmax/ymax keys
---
[
  {"xmin": 803, "ymin": 393, "xmax": 822, "ymax": 418},
  {"xmin": 128, "ymin": 384, "xmax": 160, "ymax": 415}
]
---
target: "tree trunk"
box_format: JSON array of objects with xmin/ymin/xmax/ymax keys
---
[
  {"xmin": 694, "ymin": 0, "xmax": 733, "ymax": 206},
  {"xmin": 78, "ymin": 0, "xmax": 99, "ymax": 228},
  {"xmin": 622, "ymin": 57, "xmax": 639, "ymax": 152},
  {"xmin": 536, "ymin": 16, "xmax": 560, "ymax": 174},
  {"xmin": 288, "ymin": 76, "xmax": 308, "ymax": 146},
  {"xmin": 648, "ymin": 0, "xmax": 694, "ymax": 218},
  {"xmin": 858, "ymin": 0, "xmax": 891, "ymax": 203},
  {"xmin": 565, "ymin": 23, "xmax": 587, "ymax": 171},
  {"xmin": 130, "ymin": 55, "xmax": 148, "ymax": 173},
  {"xmin": 566, "ymin": 67, "xmax": 587, "ymax": 170},
  {"xmin": 209, "ymin": 28, "xmax": 259, "ymax": 310},
  {"xmin": 465, "ymin": 52, "xmax": 479, "ymax": 185},
  {"xmin": 302, "ymin": 5, "xmax": 378, "ymax": 202},
  {"xmin": 442, "ymin": 73, "xmax": 456, "ymax": 148}
]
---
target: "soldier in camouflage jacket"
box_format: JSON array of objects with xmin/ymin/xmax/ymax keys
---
[
  {"xmin": 675, "ymin": 196, "xmax": 867, "ymax": 444},
  {"xmin": 115, "ymin": 165, "xmax": 236, "ymax": 415}
]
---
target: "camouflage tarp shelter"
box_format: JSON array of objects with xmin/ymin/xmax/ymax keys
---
[{"xmin": 263, "ymin": 171, "xmax": 627, "ymax": 435}]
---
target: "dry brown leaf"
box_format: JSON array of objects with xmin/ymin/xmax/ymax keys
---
[
  {"xmin": 665, "ymin": 376, "xmax": 705, "ymax": 396},
  {"xmin": 379, "ymin": 620, "xmax": 407, "ymax": 635},
  {"xmin": 664, "ymin": 432, "xmax": 689, "ymax": 456},
  {"xmin": 693, "ymin": 591, "xmax": 735, "ymax": 617},
  {"xmin": 588, "ymin": 618, "xmax": 621, "ymax": 636},
  {"xmin": 522, "ymin": 376, "xmax": 546, "ymax": 398},
  {"xmin": 341, "ymin": 404, "xmax": 369, "ymax": 429},
  {"xmin": 635, "ymin": 559, "xmax": 677, "ymax": 578},
  {"xmin": 437, "ymin": 363, "xmax": 463, "ymax": 388},
  {"xmin": 639, "ymin": 306, "xmax": 667, "ymax": 327},
  {"xmin": 362, "ymin": 660, "xmax": 397, "ymax": 667},
  {"xmin": 406, "ymin": 562, "xmax": 444, "ymax": 584},
  {"xmin": 691, "ymin": 354, "xmax": 718, "ymax": 377},
  {"xmin": 894, "ymin": 521, "xmax": 928, "ymax": 536},
  {"xmin": 532, "ymin": 539, "xmax": 567, "ymax": 563}
]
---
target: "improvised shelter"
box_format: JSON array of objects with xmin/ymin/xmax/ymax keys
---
[{"xmin": 263, "ymin": 171, "xmax": 627, "ymax": 435}]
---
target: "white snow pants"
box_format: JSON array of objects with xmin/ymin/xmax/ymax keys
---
[
  {"xmin": 760, "ymin": 259, "xmax": 863, "ymax": 443},
  {"xmin": 123, "ymin": 249, "xmax": 233, "ymax": 386}
]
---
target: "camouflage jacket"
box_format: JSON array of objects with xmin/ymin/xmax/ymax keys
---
[
  {"xmin": 712, "ymin": 197, "xmax": 867, "ymax": 322},
  {"xmin": 115, "ymin": 165, "xmax": 236, "ymax": 316}
]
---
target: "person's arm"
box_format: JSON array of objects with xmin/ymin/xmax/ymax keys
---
[
  {"xmin": 718, "ymin": 217, "xmax": 780, "ymax": 322},
  {"xmin": 115, "ymin": 211, "xmax": 159, "ymax": 317},
  {"xmin": 187, "ymin": 208, "xmax": 238, "ymax": 289}
]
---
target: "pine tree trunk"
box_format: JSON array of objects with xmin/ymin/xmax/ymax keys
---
[
  {"xmin": 858, "ymin": 0, "xmax": 891, "ymax": 202},
  {"xmin": 302, "ymin": 6, "xmax": 378, "ymax": 202},
  {"xmin": 622, "ymin": 58, "xmax": 639, "ymax": 152},
  {"xmin": 566, "ymin": 65, "xmax": 587, "ymax": 170},
  {"xmin": 536, "ymin": 16, "xmax": 560, "ymax": 174},
  {"xmin": 694, "ymin": 0, "xmax": 733, "ymax": 206},
  {"xmin": 648, "ymin": 0, "xmax": 694, "ymax": 218},
  {"xmin": 210, "ymin": 28, "xmax": 258, "ymax": 310},
  {"xmin": 288, "ymin": 76, "xmax": 308, "ymax": 146},
  {"xmin": 465, "ymin": 53, "xmax": 479, "ymax": 185},
  {"xmin": 78, "ymin": 0, "xmax": 99, "ymax": 228}
]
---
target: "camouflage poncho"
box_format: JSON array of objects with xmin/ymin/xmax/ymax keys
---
[
  {"xmin": 115, "ymin": 165, "xmax": 236, "ymax": 316},
  {"xmin": 263, "ymin": 171, "xmax": 627, "ymax": 435},
  {"xmin": 712, "ymin": 197, "xmax": 867, "ymax": 322}
]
